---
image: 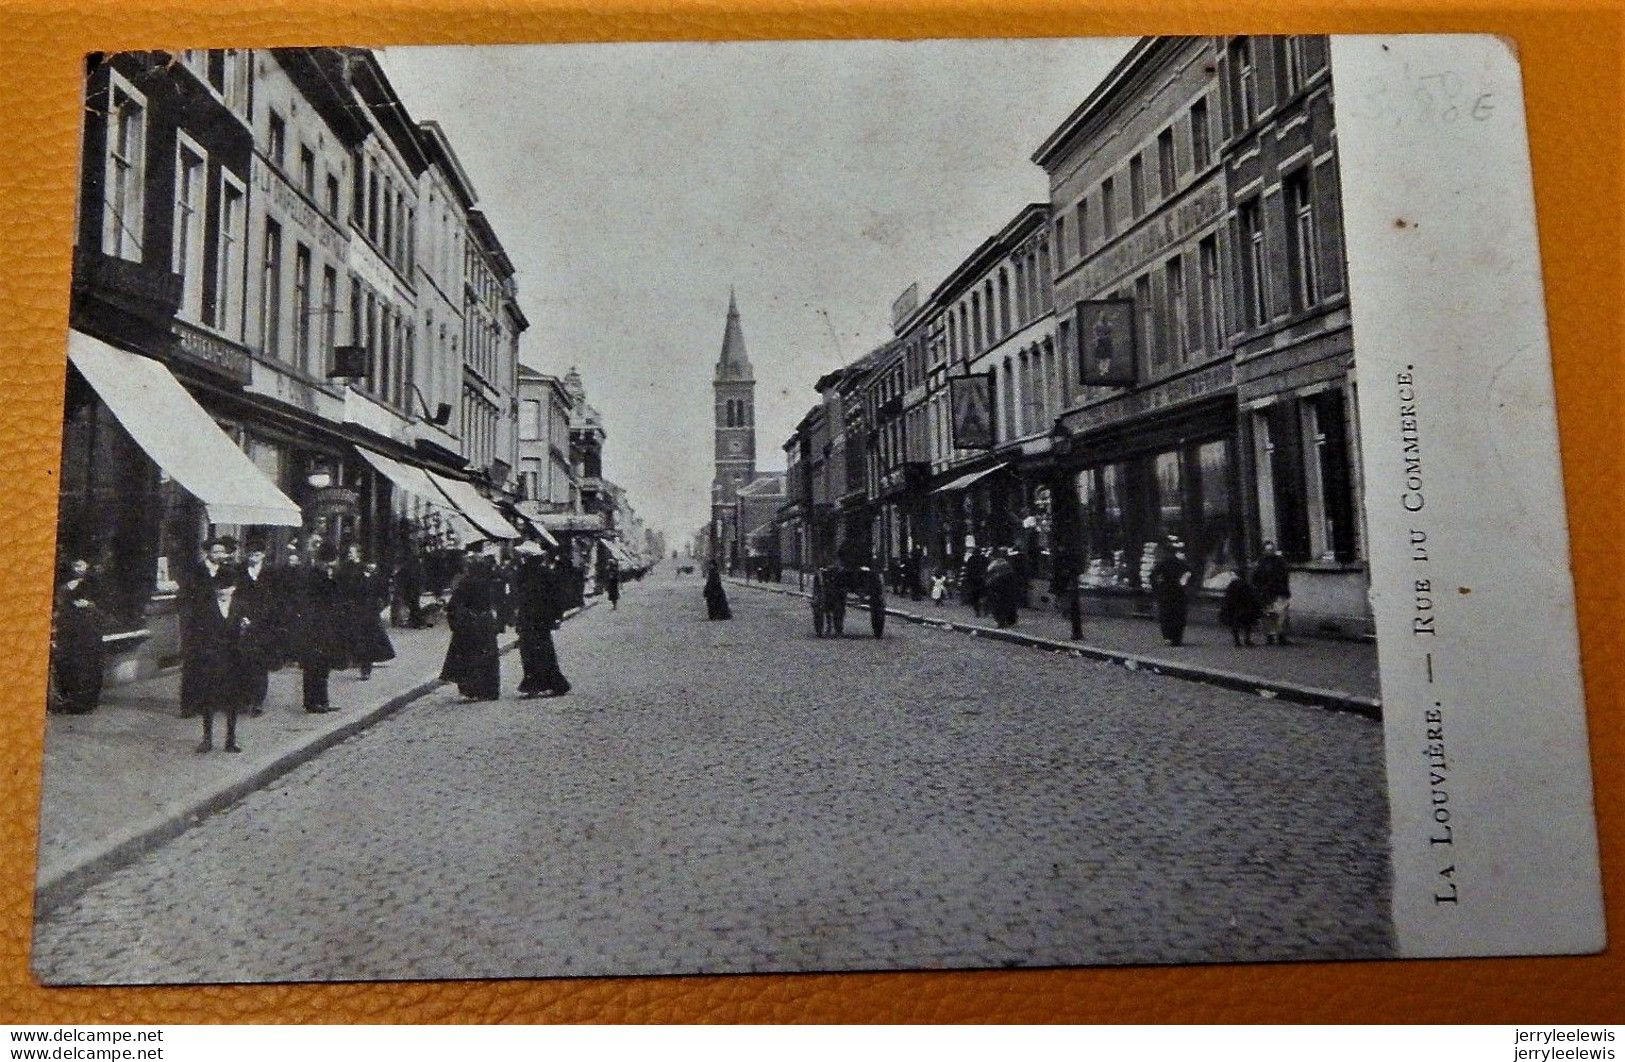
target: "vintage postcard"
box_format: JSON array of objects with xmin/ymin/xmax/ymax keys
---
[{"xmin": 31, "ymin": 34, "xmax": 1602, "ymax": 984}]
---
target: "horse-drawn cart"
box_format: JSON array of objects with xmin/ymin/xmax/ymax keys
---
[{"xmin": 810, "ymin": 564, "xmax": 886, "ymax": 638}]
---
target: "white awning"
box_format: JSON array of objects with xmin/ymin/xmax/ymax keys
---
[
  {"xmin": 425, "ymin": 471, "xmax": 520, "ymax": 540},
  {"xmin": 355, "ymin": 446, "xmax": 444, "ymax": 508},
  {"xmin": 931, "ymin": 461, "xmax": 1009, "ymax": 495},
  {"xmin": 507, "ymin": 504, "xmax": 560, "ymax": 547},
  {"xmin": 68, "ymin": 330, "xmax": 303, "ymax": 527}
]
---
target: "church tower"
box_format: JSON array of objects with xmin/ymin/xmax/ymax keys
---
[{"xmin": 712, "ymin": 289, "xmax": 756, "ymax": 507}]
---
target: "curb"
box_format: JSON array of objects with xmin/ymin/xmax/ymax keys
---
[
  {"xmin": 728, "ymin": 578, "xmax": 1380, "ymax": 719},
  {"xmin": 34, "ymin": 601, "xmax": 598, "ymax": 918}
]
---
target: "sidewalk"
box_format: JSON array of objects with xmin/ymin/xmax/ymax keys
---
[
  {"xmin": 35, "ymin": 607, "xmax": 589, "ymax": 915},
  {"xmin": 731, "ymin": 577, "xmax": 1381, "ymax": 715}
]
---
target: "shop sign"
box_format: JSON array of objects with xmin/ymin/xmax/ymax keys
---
[
  {"xmin": 1064, "ymin": 361, "xmax": 1234, "ymax": 434},
  {"xmin": 949, "ymin": 373, "xmax": 995, "ymax": 450},
  {"xmin": 172, "ymin": 319, "xmax": 252, "ymax": 384},
  {"xmin": 312, "ymin": 485, "xmax": 361, "ymax": 518},
  {"xmin": 1076, "ymin": 298, "xmax": 1137, "ymax": 387},
  {"xmin": 1075, "ymin": 179, "xmax": 1223, "ymax": 295},
  {"xmin": 252, "ymin": 158, "xmax": 348, "ymax": 260}
]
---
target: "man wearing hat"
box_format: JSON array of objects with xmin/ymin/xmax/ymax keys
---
[
  {"xmin": 286, "ymin": 539, "xmax": 345, "ymax": 713},
  {"xmin": 178, "ymin": 535, "xmax": 238, "ymax": 719},
  {"xmin": 234, "ymin": 538, "xmax": 275, "ymax": 715},
  {"xmin": 190, "ymin": 569, "xmax": 250, "ymax": 753}
]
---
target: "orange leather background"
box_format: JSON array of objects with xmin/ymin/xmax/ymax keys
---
[{"xmin": 0, "ymin": 0, "xmax": 1618, "ymax": 1024}]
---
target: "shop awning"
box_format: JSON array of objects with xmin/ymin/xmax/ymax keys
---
[
  {"xmin": 355, "ymin": 446, "xmax": 446, "ymax": 509},
  {"xmin": 931, "ymin": 461, "xmax": 1009, "ymax": 495},
  {"xmin": 67, "ymin": 330, "xmax": 303, "ymax": 527},
  {"xmin": 507, "ymin": 505, "xmax": 560, "ymax": 548},
  {"xmin": 537, "ymin": 511, "xmax": 606, "ymax": 533},
  {"xmin": 425, "ymin": 471, "xmax": 520, "ymax": 540}
]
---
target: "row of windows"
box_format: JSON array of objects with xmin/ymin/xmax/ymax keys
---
[
  {"xmin": 721, "ymin": 397, "xmax": 752, "ymax": 428},
  {"xmin": 942, "ymin": 237, "xmax": 1054, "ymax": 367},
  {"xmin": 1235, "ymin": 164, "xmax": 1333, "ymax": 331},
  {"xmin": 461, "ymin": 388, "xmax": 501, "ymax": 472}
]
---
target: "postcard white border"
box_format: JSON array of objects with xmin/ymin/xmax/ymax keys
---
[{"xmin": 1333, "ymin": 34, "xmax": 1604, "ymax": 957}]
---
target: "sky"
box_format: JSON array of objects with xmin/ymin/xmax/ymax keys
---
[{"xmin": 377, "ymin": 38, "xmax": 1133, "ymax": 544}]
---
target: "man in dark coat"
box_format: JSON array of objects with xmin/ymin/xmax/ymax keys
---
[
  {"xmin": 440, "ymin": 542, "xmax": 502, "ymax": 701},
  {"xmin": 338, "ymin": 546, "xmax": 396, "ymax": 679},
  {"xmin": 604, "ymin": 565, "xmax": 620, "ymax": 610},
  {"xmin": 289, "ymin": 543, "xmax": 346, "ymax": 714},
  {"xmin": 963, "ymin": 548, "xmax": 988, "ymax": 617},
  {"xmin": 1252, "ymin": 540, "xmax": 1293, "ymax": 645},
  {"xmin": 233, "ymin": 539, "xmax": 276, "ymax": 716},
  {"xmin": 190, "ymin": 573, "xmax": 251, "ymax": 753},
  {"xmin": 1148, "ymin": 537, "xmax": 1193, "ymax": 647},
  {"xmin": 178, "ymin": 536, "xmax": 237, "ymax": 718},
  {"xmin": 514, "ymin": 543, "xmax": 572, "ymax": 698}
]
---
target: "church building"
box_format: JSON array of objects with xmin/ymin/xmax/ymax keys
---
[{"xmin": 711, "ymin": 290, "xmax": 756, "ymax": 570}]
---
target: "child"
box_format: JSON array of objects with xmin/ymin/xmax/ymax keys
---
[
  {"xmin": 1218, "ymin": 572, "xmax": 1262, "ymax": 648},
  {"xmin": 929, "ymin": 572, "xmax": 949, "ymax": 606}
]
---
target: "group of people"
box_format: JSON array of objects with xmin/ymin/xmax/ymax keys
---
[
  {"xmin": 438, "ymin": 539, "xmax": 575, "ymax": 702},
  {"xmin": 956, "ymin": 547, "xmax": 1029, "ymax": 629},
  {"xmin": 172, "ymin": 535, "xmax": 396, "ymax": 753}
]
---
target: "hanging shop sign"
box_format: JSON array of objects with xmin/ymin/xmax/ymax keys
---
[
  {"xmin": 949, "ymin": 373, "xmax": 995, "ymax": 450},
  {"xmin": 311, "ymin": 485, "xmax": 361, "ymax": 520},
  {"xmin": 1076, "ymin": 298, "xmax": 1138, "ymax": 387}
]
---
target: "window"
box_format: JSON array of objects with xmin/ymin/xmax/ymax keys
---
[
  {"xmin": 521, "ymin": 399, "xmax": 542, "ymax": 440},
  {"xmin": 260, "ymin": 220, "xmax": 282, "ymax": 357},
  {"xmin": 984, "ymin": 280, "xmax": 997, "ymax": 344},
  {"xmin": 970, "ymin": 292, "xmax": 982, "ymax": 351},
  {"xmin": 1230, "ymin": 37, "xmax": 1258, "ymax": 129},
  {"xmin": 299, "ymin": 145, "xmax": 315, "ymax": 196},
  {"xmin": 1053, "ymin": 216, "xmax": 1066, "ymax": 270},
  {"xmin": 102, "ymin": 74, "xmax": 146, "ymax": 262},
  {"xmin": 1286, "ymin": 168, "xmax": 1320, "ymax": 309},
  {"xmin": 367, "ymin": 170, "xmax": 379, "ymax": 243},
  {"xmin": 1129, "ymin": 155, "xmax": 1146, "ymax": 217},
  {"xmin": 1101, "ymin": 176, "xmax": 1116, "ymax": 238},
  {"xmin": 1014, "ymin": 258, "xmax": 1027, "ymax": 324},
  {"xmin": 1198, "ymin": 235, "xmax": 1222, "ymax": 351},
  {"xmin": 1157, "ymin": 128, "xmax": 1176, "ymax": 198},
  {"xmin": 351, "ymin": 154, "xmax": 365, "ymax": 225},
  {"xmin": 326, "ymin": 174, "xmax": 341, "ymax": 218},
  {"xmin": 998, "ymin": 270, "xmax": 1011, "ymax": 336},
  {"xmin": 267, "ymin": 111, "xmax": 286, "ymax": 170},
  {"xmin": 1134, "ymin": 274, "xmax": 1153, "ymax": 374},
  {"xmin": 292, "ymin": 244, "xmax": 312, "ymax": 373},
  {"xmin": 1076, "ymin": 198, "xmax": 1088, "ymax": 258},
  {"xmin": 1307, "ymin": 389, "xmax": 1357, "ymax": 561},
  {"xmin": 1191, "ymin": 97, "xmax": 1212, "ymax": 170},
  {"xmin": 1166, "ymin": 256, "xmax": 1189, "ymax": 363},
  {"xmin": 1238, "ymin": 197, "xmax": 1268, "ymax": 327},
  {"xmin": 211, "ymin": 175, "xmax": 244, "ymax": 333},
  {"xmin": 1154, "ymin": 449, "xmax": 1184, "ymax": 541},
  {"xmin": 1281, "ymin": 36, "xmax": 1306, "ymax": 96},
  {"xmin": 320, "ymin": 266, "xmax": 337, "ymax": 362},
  {"xmin": 172, "ymin": 136, "xmax": 207, "ymax": 321}
]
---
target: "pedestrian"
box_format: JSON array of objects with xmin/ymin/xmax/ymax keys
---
[
  {"xmin": 929, "ymin": 571, "xmax": 949, "ymax": 606},
  {"xmin": 1219, "ymin": 571, "xmax": 1263, "ymax": 647},
  {"xmin": 397, "ymin": 544, "xmax": 427, "ymax": 629},
  {"xmin": 703, "ymin": 561, "xmax": 732, "ymax": 620},
  {"xmin": 1253, "ymin": 540, "xmax": 1293, "ymax": 646},
  {"xmin": 340, "ymin": 551, "xmax": 397, "ymax": 680},
  {"xmin": 233, "ymin": 538, "xmax": 276, "ymax": 716},
  {"xmin": 1148, "ymin": 536, "xmax": 1193, "ymax": 647},
  {"xmin": 49, "ymin": 558, "xmax": 106, "ymax": 715},
  {"xmin": 440, "ymin": 542, "xmax": 502, "ymax": 701},
  {"xmin": 190, "ymin": 573, "xmax": 251, "ymax": 753},
  {"xmin": 270, "ymin": 544, "xmax": 305, "ymax": 669},
  {"xmin": 514, "ymin": 541, "xmax": 571, "ymax": 698},
  {"xmin": 605, "ymin": 564, "xmax": 621, "ymax": 610},
  {"xmin": 963, "ymin": 548, "xmax": 987, "ymax": 617},
  {"xmin": 1053, "ymin": 547, "xmax": 1085, "ymax": 641},
  {"xmin": 290, "ymin": 543, "xmax": 346, "ymax": 714},
  {"xmin": 178, "ymin": 536, "xmax": 238, "ymax": 719},
  {"xmin": 984, "ymin": 549, "xmax": 1019, "ymax": 628}
]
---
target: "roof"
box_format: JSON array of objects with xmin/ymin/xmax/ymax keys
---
[
  {"xmin": 928, "ymin": 203, "xmax": 1051, "ymax": 307},
  {"xmin": 738, "ymin": 472, "xmax": 787, "ymax": 498},
  {"xmin": 714, "ymin": 288, "xmax": 753, "ymax": 382},
  {"xmin": 1031, "ymin": 37, "xmax": 1164, "ymax": 168},
  {"xmin": 416, "ymin": 120, "xmax": 479, "ymax": 210}
]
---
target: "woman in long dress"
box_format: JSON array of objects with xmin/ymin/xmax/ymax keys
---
[
  {"xmin": 703, "ymin": 562, "xmax": 732, "ymax": 620},
  {"xmin": 50, "ymin": 558, "xmax": 105, "ymax": 715},
  {"xmin": 1148, "ymin": 538, "xmax": 1192, "ymax": 647},
  {"xmin": 440, "ymin": 545, "xmax": 502, "ymax": 701}
]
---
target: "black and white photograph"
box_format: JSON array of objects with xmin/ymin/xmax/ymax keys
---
[{"xmin": 31, "ymin": 34, "xmax": 1602, "ymax": 984}]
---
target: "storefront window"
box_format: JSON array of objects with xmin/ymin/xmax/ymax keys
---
[
  {"xmin": 1195, "ymin": 438, "xmax": 1238, "ymax": 587},
  {"xmin": 1153, "ymin": 449, "xmax": 1184, "ymax": 541}
]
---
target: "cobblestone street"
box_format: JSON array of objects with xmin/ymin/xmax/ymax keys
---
[{"xmin": 33, "ymin": 572, "xmax": 1393, "ymax": 984}]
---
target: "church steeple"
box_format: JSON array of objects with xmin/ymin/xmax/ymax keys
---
[
  {"xmin": 715, "ymin": 287, "xmax": 753, "ymax": 382},
  {"xmin": 712, "ymin": 289, "xmax": 757, "ymax": 513}
]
